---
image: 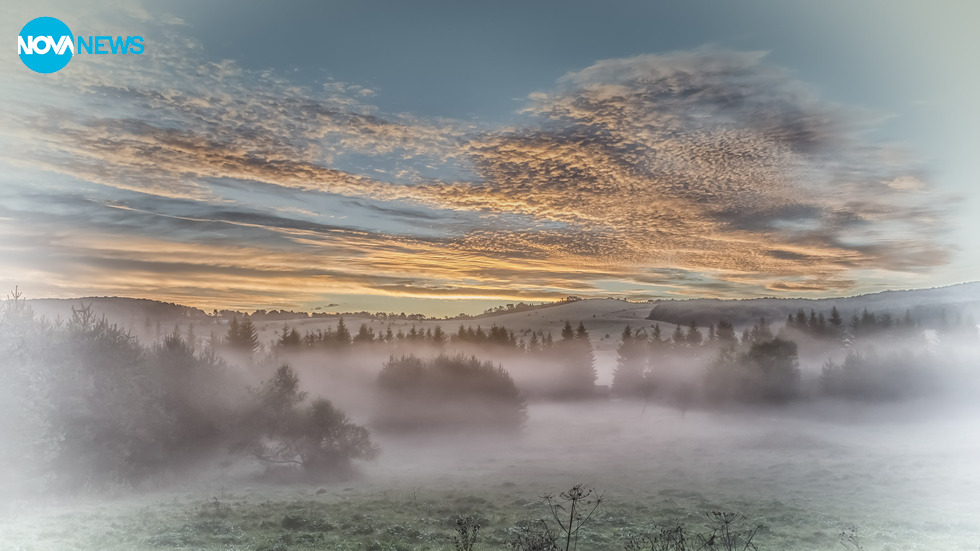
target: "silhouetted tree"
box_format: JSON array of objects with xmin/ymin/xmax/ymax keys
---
[
  {"xmin": 685, "ymin": 320, "xmax": 703, "ymax": 347},
  {"xmin": 716, "ymin": 320, "xmax": 736, "ymax": 344},
  {"xmin": 704, "ymin": 337, "xmax": 800, "ymax": 403},
  {"xmin": 747, "ymin": 317, "xmax": 773, "ymax": 344},
  {"xmin": 376, "ymin": 354, "xmax": 526, "ymax": 432},
  {"xmin": 829, "ymin": 306, "xmax": 843, "ymax": 332},
  {"xmin": 277, "ymin": 323, "xmax": 301, "ymax": 349},
  {"xmin": 553, "ymin": 322, "xmax": 595, "ymax": 398},
  {"xmin": 245, "ymin": 363, "xmax": 377, "ymax": 473},
  {"xmin": 334, "ymin": 317, "xmax": 351, "ymax": 345},
  {"xmin": 671, "ymin": 324, "xmax": 686, "ymax": 347},
  {"xmin": 226, "ymin": 315, "xmax": 259, "ymax": 353},
  {"xmin": 353, "ymin": 323, "xmax": 375, "ymax": 344},
  {"xmin": 612, "ymin": 325, "xmax": 646, "ymax": 397}
]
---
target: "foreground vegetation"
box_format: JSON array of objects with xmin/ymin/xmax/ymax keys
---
[{"xmin": 0, "ymin": 483, "xmax": 882, "ymax": 551}]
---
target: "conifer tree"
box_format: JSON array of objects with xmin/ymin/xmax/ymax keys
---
[
  {"xmin": 226, "ymin": 315, "xmax": 259, "ymax": 353},
  {"xmin": 612, "ymin": 325, "xmax": 646, "ymax": 397},
  {"xmin": 685, "ymin": 320, "xmax": 703, "ymax": 346},
  {"xmin": 335, "ymin": 317, "xmax": 351, "ymax": 345}
]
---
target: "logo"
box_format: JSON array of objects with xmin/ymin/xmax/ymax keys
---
[
  {"xmin": 18, "ymin": 17, "xmax": 74, "ymax": 74},
  {"xmin": 17, "ymin": 16, "xmax": 144, "ymax": 74}
]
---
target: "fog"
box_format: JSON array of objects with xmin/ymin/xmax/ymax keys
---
[{"xmin": 2, "ymin": 295, "xmax": 979, "ymax": 549}]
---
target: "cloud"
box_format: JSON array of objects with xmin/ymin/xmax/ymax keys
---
[
  {"xmin": 406, "ymin": 50, "xmax": 952, "ymax": 290},
  {"xmin": 0, "ymin": 10, "xmax": 955, "ymax": 311}
]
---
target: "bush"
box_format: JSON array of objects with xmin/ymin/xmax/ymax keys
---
[
  {"xmin": 375, "ymin": 354, "xmax": 527, "ymax": 432},
  {"xmin": 821, "ymin": 350, "xmax": 939, "ymax": 401},
  {"xmin": 704, "ymin": 339, "xmax": 800, "ymax": 404},
  {"xmin": 0, "ymin": 301, "xmax": 180, "ymax": 487},
  {"xmin": 243, "ymin": 364, "xmax": 378, "ymax": 474},
  {"xmin": 0, "ymin": 293, "xmax": 351, "ymax": 489}
]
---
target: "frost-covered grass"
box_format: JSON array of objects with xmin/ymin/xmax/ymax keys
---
[{"xmin": 2, "ymin": 401, "xmax": 978, "ymax": 550}]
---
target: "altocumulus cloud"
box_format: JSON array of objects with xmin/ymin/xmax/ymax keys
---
[
  {"xmin": 0, "ymin": 13, "xmax": 953, "ymax": 308},
  {"xmin": 414, "ymin": 51, "xmax": 950, "ymax": 293}
]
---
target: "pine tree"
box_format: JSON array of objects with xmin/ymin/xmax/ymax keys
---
[
  {"xmin": 226, "ymin": 315, "xmax": 259, "ymax": 353},
  {"xmin": 226, "ymin": 316, "xmax": 240, "ymax": 345},
  {"xmin": 431, "ymin": 325, "xmax": 447, "ymax": 345},
  {"xmin": 829, "ymin": 306, "xmax": 843, "ymax": 330},
  {"xmin": 612, "ymin": 325, "xmax": 645, "ymax": 397},
  {"xmin": 794, "ymin": 308, "xmax": 807, "ymax": 328},
  {"xmin": 553, "ymin": 322, "xmax": 596, "ymax": 398},
  {"xmin": 671, "ymin": 324, "xmax": 686, "ymax": 347},
  {"xmin": 528, "ymin": 331, "xmax": 540, "ymax": 352},
  {"xmin": 685, "ymin": 320, "xmax": 703, "ymax": 347},
  {"xmin": 239, "ymin": 316, "xmax": 259, "ymax": 352},
  {"xmin": 748, "ymin": 317, "xmax": 773, "ymax": 344},
  {"xmin": 278, "ymin": 323, "xmax": 301, "ymax": 349},
  {"xmin": 575, "ymin": 322, "xmax": 597, "ymax": 390},
  {"xmin": 561, "ymin": 321, "xmax": 575, "ymax": 341},
  {"xmin": 335, "ymin": 317, "xmax": 351, "ymax": 345},
  {"xmin": 716, "ymin": 320, "xmax": 736, "ymax": 343},
  {"xmin": 649, "ymin": 323, "xmax": 663, "ymax": 345},
  {"xmin": 353, "ymin": 324, "xmax": 375, "ymax": 344}
]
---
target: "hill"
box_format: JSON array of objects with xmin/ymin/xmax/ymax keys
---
[{"xmin": 645, "ymin": 282, "xmax": 980, "ymax": 327}]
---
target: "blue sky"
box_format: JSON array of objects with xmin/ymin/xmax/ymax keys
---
[{"xmin": 1, "ymin": 0, "xmax": 977, "ymax": 315}]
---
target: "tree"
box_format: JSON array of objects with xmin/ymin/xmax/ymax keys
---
[
  {"xmin": 292, "ymin": 398, "xmax": 379, "ymax": 471},
  {"xmin": 612, "ymin": 325, "xmax": 646, "ymax": 397},
  {"xmin": 431, "ymin": 325, "xmax": 447, "ymax": 345},
  {"xmin": 334, "ymin": 317, "xmax": 351, "ymax": 345},
  {"xmin": 671, "ymin": 324, "xmax": 686, "ymax": 347},
  {"xmin": 246, "ymin": 364, "xmax": 377, "ymax": 473},
  {"xmin": 821, "ymin": 349, "xmax": 939, "ymax": 401},
  {"xmin": 829, "ymin": 306, "xmax": 843, "ymax": 331},
  {"xmin": 560, "ymin": 321, "xmax": 575, "ymax": 341},
  {"xmin": 704, "ymin": 337, "xmax": 800, "ymax": 403},
  {"xmin": 277, "ymin": 323, "xmax": 301, "ymax": 349},
  {"xmin": 747, "ymin": 317, "xmax": 773, "ymax": 344},
  {"xmin": 794, "ymin": 308, "xmax": 807, "ymax": 328},
  {"xmin": 376, "ymin": 354, "xmax": 526, "ymax": 432},
  {"xmin": 685, "ymin": 320, "xmax": 703, "ymax": 346},
  {"xmin": 528, "ymin": 331, "xmax": 540, "ymax": 352},
  {"xmin": 353, "ymin": 323, "xmax": 375, "ymax": 344},
  {"xmin": 716, "ymin": 320, "xmax": 736, "ymax": 343},
  {"xmin": 226, "ymin": 315, "xmax": 259, "ymax": 353},
  {"xmin": 550, "ymin": 322, "xmax": 596, "ymax": 398}
]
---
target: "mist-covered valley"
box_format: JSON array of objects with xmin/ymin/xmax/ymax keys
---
[{"xmin": 1, "ymin": 288, "xmax": 979, "ymax": 550}]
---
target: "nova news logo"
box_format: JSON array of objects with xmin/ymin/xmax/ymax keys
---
[{"xmin": 17, "ymin": 16, "xmax": 144, "ymax": 74}]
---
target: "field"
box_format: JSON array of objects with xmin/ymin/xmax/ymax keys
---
[{"xmin": 3, "ymin": 400, "xmax": 978, "ymax": 550}]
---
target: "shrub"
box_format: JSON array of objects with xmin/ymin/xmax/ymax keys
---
[
  {"xmin": 821, "ymin": 350, "xmax": 939, "ymax": 401},
  {"xmin": 375, "ymin": 354, "xmax": 527, "ymax": 432},
  {"xmin": 623, "ymin": 512, "xmax": 760, "ymax": 551},
  {"xmin": 510, "ymin": 519, "xmax": 559, "ymax": 551},
  {"xmin": 244, "ymin": 364, "xmax": 378, "ymax": 474},
  {"xmin": 704, "ymin": 339, "xmax": 800, "ymax": 404},
  {"xmin": 451, "ymin": 514, "xmax": 480, "ymax": 551}
]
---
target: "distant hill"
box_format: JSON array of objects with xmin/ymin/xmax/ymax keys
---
[
  {"xmin": 644, "ymin": 282, "xmax": 980, "ymax": 327},
  {"xmin": 20, "ymin": 282, "xmax": 980, "ymax": 334},
  {"xmin": 26, "ymin": 297, "xmax": 211, "ymax": 327}
]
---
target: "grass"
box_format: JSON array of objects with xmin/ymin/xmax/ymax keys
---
[
  {"xmin": 2, "ymin": 401, "xmax": 978, "ymax": 550},
  {"xmin": 0, "ymin": 483, "xmax": 937, "ymax": 551}
]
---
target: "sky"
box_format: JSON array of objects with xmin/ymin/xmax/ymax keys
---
[{"xmin": 1, "ymin": 0, "xmax": 978, "ymax": 316}]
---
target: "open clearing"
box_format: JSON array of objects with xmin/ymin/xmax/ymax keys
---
[{"xmin": 2, "ymin": 401, "xmax": 978, "ymax": 550}]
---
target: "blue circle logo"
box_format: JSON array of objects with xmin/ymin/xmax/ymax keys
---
[{"xmin": 18, "ymin": 17, "xmax": 74, "ymax": 74}]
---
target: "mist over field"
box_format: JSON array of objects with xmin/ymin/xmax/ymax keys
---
[{"xmin": 1, "ymin": 288, "xmax": 979, "ymax": 550}]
